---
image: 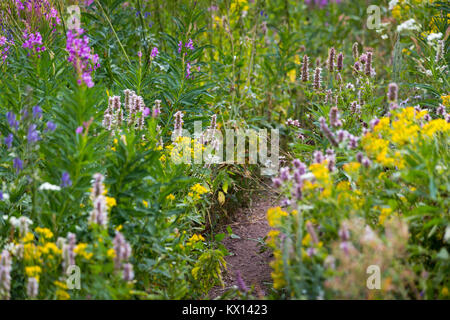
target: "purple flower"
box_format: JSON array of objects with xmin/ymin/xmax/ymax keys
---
[
  {"xmin": 185, "ymin": 39, "xmax": 194, "ymax": 51},
  {"xmin": 150, "ymin": 47, "xmax": 158, "ymax": 58},
  {"xmin": 46, "ymin": 121, "xmax": 57, "ymax": 132},
  {"xmin": 27, "ymin": 124, "xmax": 40, "ymax": 143},
  {"xmin": 6, "ymin": 111, "xmax": 19, "ymax": 130},
  {"xmin": 143, "ymin": 107, "xmax": 151, "ymax": 117},
  {"xmin": 178, "ymin": 41, "xmax": 182, "ymax": 54},
  {"xmin": 76, "ymin": 126, "xmax": 83, "ymax": 134},
  {"xmin": 61, "ymin": 172, "xmax": 72, "ymax": 188},
  {"xmin": 13, "ymin": 157, "xmax": 23, "ymax": 173},
  {"xmin": 186, "ymin": 62, "xmax": 192, "ymax": 79},
  {"xmin": 4, "ymin": 133, "xmax": 13, "ymax": 149},
  {"xmin": 235, "ymin": 270, "xmax": 248, "ymax": 293},
  {"xmin": 22, "ymin": 31, "xmax": 45, "ymax": 56},
  {"xmin": 32, "ymin": 105, "xmax": 42, "ymax": 119},
  {"xmin": 66, "ymin": 29, "xmax": 99, "ymax": 87}
]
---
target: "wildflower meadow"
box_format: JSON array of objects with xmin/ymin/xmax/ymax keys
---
[{"xmin": 0, "ymin": 0, "xmax": 449, "ymax": 305}]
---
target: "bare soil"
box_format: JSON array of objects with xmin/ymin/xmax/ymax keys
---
[{"xmin": 209, "ymin": 194, "xmax": 276, "ymax": 299}]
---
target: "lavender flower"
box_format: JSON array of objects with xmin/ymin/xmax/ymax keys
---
[
  {"xmin": 313, "ymin": 67, "xmax": 322, "ymax": 90},
  {"xmin": 76, "ymin": 126, "xmax": 83, "ymax": 135},
  {"xmin": 387, "ymin": 83, "xmax": 398, "ymax": 102},
  {"xmin": 178, "ymin": 41, "xmax": 182, "ymax": 54},
  {"xmin": 63, "ymin": 233, "xmax": 76, "ymax": 270},
  {"xmin": 436, "ymin": 104, "xmax": 446, "ymax": 116},
  {"xmin": 186, "ymin": 62, "xmax": 192, "ymax": 78},
  {"xmin": 301, "ymin": 54, "xmax": 309, "ymax": 82},
  {"xmin": 280, "ymin": 167, "xmax": 290, "ymax": 182},
  {"xmin": 364, "ymin": 52, "xmax": 372, "ymax": 76},
  {"xmin": 272, "ymin": 177, "xmax": 282, "ymax": 188},
  {"xmin": 0, "ymin": 249, "xmax": 12, "ymax": 300},
  {"xmin": 329, "ymin": 107, "xmax": 342, "ymax": 127},
  {"xmin": 113, "ymin": 231, "xmax": 132, "ymax": 270},
  {"xmin": 173, "ymin": 111, "xmax": 184, "ymax": 137},
  {"xmin": 123, "ymin": 263, "xmax": 134, "ymax": 281},
  {"xmin": 26, "ymin": 277, "xmax": 39, "ymax": 298},
  {"xmin": 352, "ymin": 42, "xmax": 359, "ymax": 60},
  {"xmin": 336, "ymin": 53, "xmax": 343, "ymax": 73},
  {"xmin": 313, "ymin": 150, "xmax": 325, "ymax": 164},
  {"xmin": 152, "ymin": 100, "xmax": 161, "ymax": 118},
  {"xmin": 319, "ymin": 117, "xmax": 338, "ymax": 147},
  {"xmin": 235, "ymin": 270, "xmax": 248, "ymax": 293},
  {"xmin": 327, "ymin": 47, "xmax": 335, "ymax": 73}
]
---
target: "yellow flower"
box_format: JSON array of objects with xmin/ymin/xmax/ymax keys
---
[
  {"xmin": 441, "ymin": 95, "xmax": 450, "ymax": 107},
  {"xmin": 25, "ymin": 266, "xmax": 42, "ymax": 278},
  {"xmin": 35, "ymin": 227, "xmax": 53, "ymax": 239},
  {"xmin": 54, "ymin": 280, "xmax": 68, "ymax": 289},
  {"xmin": 56, "ymin": 289, "xmax": 70, "ymax": 300},
  {"xmin": 188, "ymin": 234, "xmax": 205, "ymax": 242},
  {"xmin": 302, "ymin": 233, "xmax": 311, "ymax": 246},
  {"xmin": 142, "ymin": 200, "xmax": 148, "ymax": 207},
  {"xmin": 74, "ymin": 243, "xmax": 93, "ymax": 260},
  {"xmin": 343, "ymin": 162, "xmax": 361, "ymax": 174},
  {"xmin": 22, "ymin": 232, "xmax": 34, "ymax": 243},
  {"xmin": 422, "ymin": 119, "xmax": 450, "ymax": 137},
  {"xmin": 105, "ymin": 196, "xmax": 117, "ymax": 209},
  {"xmin": 107, "ymin": 248, "xmax": 116, "ymax": 259},
  {"xmin": 288, "ymin": 69, "xmax": 296, "ymax": 83},
  {"xmin": 166, "ymin": 194, "xmax": 175, "ymax": 201},
  {"xmin": 378, "ymin": 207, "xmax": 393, "ymax": 226},
  {"xmin": 442, "ymin": 287, "xmax": 449, "ymax": 297},
  {"xmin": 115, "ymin": 224, "xmax": 123, "ymax": 231},
  {"xmin": 190, "ymin": 183, "xmax": 209, "ymax": 195},
  {"xmin": 267, "ymin": 207, "xmax": 288, "ymax": 227}
]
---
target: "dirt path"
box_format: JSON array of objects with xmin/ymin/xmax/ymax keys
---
[{"xmin": 209, "ymin": 195, "xmax": 276, "ymax": 298}]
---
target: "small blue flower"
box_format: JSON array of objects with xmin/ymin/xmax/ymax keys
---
[
  {"xmin": 13, "ymin": 157, "xmax": 23, "ymax": 173},
  {"xmin": 27, "ymin": 124, "xmax": 40, "ymax": 143},
  {"xmin": 61, "ymin": 171, "xmax": 72, "ymax": 188},
  {"xmin": 32, "ymin": 105, "xmax": 42, "ymax": 119},
  {"xmin": 6, "ymin": 111, "xmax": 19, "ymax": 130},
  {"xmin": 46, "ymin": 121, "xmax": 57, "ymax": 132},
  {"xmin": 4, "ymin": 133, "xmax": 13, "ymax": 149}
]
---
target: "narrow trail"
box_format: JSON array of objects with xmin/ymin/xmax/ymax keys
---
[{"xmin": 209, "ymin": 195, "xmax": 276, "ymax": 298}]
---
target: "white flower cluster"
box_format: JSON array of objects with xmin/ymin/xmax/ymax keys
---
[{"xmin": 397, "ymin": 19, "xmax": 421, "ymax": 33}]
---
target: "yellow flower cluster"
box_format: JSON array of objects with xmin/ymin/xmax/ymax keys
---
[
  {"xmin": 188, "ymin": 183, "xmax": 209, "ymax": 200},
  {"xmin": 74, "ymin": 243, "xmax": 93, "ymax": 260},
  {"xmin": 441, "ymin": 95, "xmax": 450, "ymax": 107},
  {"xmin": 362, "ymin": 107, "xmax": 449, "ymax": 169},
  {"xmin": 267, "ymin": 207, "xmax": 288, "ymax": 227}
]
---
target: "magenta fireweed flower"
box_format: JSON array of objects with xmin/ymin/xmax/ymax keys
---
[
  {"xmin": 22, "ymin": 31, "xmax": 45, "ymax": 56},
  {"xmin": 185, "ymin": 39, "xmax": 194, "ymax": 51},
  {"xmin": 150, "ymin": 47, "xmax": 158, "ymax": 58},
  {"xmin": 66, "ymin": 29, "xmax": 99, "ymax": 88},
  {"xmin": 75, "ymin": 126, "xmax": 83, "ymax": 134},
  {"xmin": 301, "ymin": 54, "xmax": 309, "ymax": 82},
  {"xmin": 387, "ymin": 83, "xmax": 398, "ymax": 102},
  {"xmin": 186, "ymin": 62, "xmax": 192, "ymax": 78}
]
